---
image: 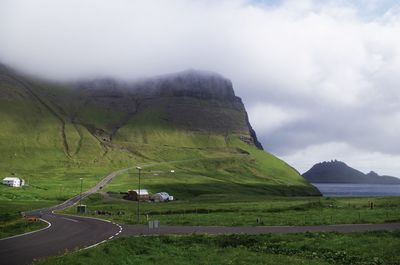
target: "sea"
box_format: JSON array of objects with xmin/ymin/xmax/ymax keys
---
[{"xmin": 312, "ymin": 183, "xmax": 400, "ymax": 197}]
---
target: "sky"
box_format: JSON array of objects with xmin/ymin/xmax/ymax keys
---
[{"xmin": 1, "ymin": 0, "xmax": 400, "ymax": 176}]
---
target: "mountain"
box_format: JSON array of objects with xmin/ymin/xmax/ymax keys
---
[
  {"xmin": 303, "ymin": 160, "xmax": 400, "ymax": 184},
  {"xmin": 0, "ymin": 63, "xmax": 320, "ymax": 200},
  {"xmin": 65, "ymin": 69, "xmax": 263, "ymax": 149}
]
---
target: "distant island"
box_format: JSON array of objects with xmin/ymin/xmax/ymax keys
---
[{"xmin": 303, "ymin": 160, "xmax": 400, "ymax": 184}]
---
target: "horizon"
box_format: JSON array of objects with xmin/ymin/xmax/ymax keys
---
[{"xmin": 1, "ymin": 0, "xmax": 400, "ymax": 176}]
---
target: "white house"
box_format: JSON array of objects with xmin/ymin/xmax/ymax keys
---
[
  {"xmin": 152, "ymin": 192, "xmax": 171, "ymax": 202},
  {"xmin": 2, "ymin": 177, "xmax": 24, "ymax": 187}
]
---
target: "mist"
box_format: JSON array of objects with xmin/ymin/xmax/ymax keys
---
[{"xmin": 1, "ymin": 0, "xmax": 400, "ymax": 176}]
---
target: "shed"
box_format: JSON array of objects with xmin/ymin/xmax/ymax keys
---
[
  {"xmin": 2, "ymin": 177, "xmax": 24, "ymax": 187},
  {"xmin": 127, "ymin": 189, "xmax": 150, "ymax": 201},
  {"xmin": 152, "ymin": 192, "xmax": 170, "ymax": 202}
]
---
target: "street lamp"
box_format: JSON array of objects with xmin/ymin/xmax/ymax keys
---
[
  {"xmin": 79, "ymin": 178, "xmax": 83, "ymax": 205},
  {"xmin": 136, "ymin": 166, "xmax": 142, "ymax": 223}
]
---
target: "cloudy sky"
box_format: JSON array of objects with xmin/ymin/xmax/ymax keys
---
[{"xmin": 1, "ymin": 0, "xmax": 400, "ymax": 176}]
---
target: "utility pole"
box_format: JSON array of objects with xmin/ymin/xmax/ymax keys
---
[
  {"xmin": 136, "ymin": 166, "xmax": 142, "ymax": 223},
  {"xmin": 79, "ymin": 178, "xmax": 83, "ymax": 205}
]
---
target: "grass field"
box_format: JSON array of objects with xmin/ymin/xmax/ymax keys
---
[
  {"xmin": 62, "ymin": 193, "xmax": 400, "ymax": 226},
  {"xmin": 33, "ymin": 231, "xmax": 400, "ymax": 265}
]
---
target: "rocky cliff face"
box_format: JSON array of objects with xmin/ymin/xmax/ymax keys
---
[{"xmin": 69, "ymin": 70, "xmax": 263, "ymax": 149}]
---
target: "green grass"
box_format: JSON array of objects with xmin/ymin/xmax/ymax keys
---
[
  {"xmin": 0, "ymin": 200, "xmax": 54, "ymax": 239},
  {"xmin": 62, "ymin": 194, "xmax": 400, "ymax": 226},
  {"xmin": 0, "ymin": 218, "xmax": 48, "ymax": 239},
  {"xmin": 33, "ymin": 231, "xmax": 400, "ymax": 265}
]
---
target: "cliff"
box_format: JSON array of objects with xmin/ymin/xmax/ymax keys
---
[{"xmin": 59, "ymin": 69, "xmax": 264, "ymax": 149}]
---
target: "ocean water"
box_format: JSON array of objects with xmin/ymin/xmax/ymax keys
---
[{"xmin": 312, "ymin": 183, "xmax": 400, "ymax": 197}]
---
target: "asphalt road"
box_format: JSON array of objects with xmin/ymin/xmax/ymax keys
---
[
  {"xmin": 0, "ymin": 214, "xmax": 121, "ymax": 265},
  {"xmin": 0, "ymin": 168, "xmax": 129, "ymax": 265},
  {"xmin": 1, "ymin": 166, "xmax": 399, "ymax": 265}
]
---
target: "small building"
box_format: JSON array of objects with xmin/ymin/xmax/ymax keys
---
[
  {"xmin": 2, "ymin": 177, "xmax": 24, "ymax": 187},
  {"xmin": 152, "ymin": 192, "xmax": 170, "ymax": 202},
  {"xmin": 127, "ymin": 189, "xmax": 150, "ymax": 201},
  {"xmin": 77, "ymin": 204, "xmax": 87, "ymax": 214}
]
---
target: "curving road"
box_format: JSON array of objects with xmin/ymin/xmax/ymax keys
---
[
  {"xmin": 0, "ymin": 214, "xmax": 121, "ymax": 265},
  {"xmin": 0, "ymin": 167, "xmax": 399, "ymax": 265},
  {"xmin": 0, "ymin": 168, "xmax": 130, "ymax": 265}
]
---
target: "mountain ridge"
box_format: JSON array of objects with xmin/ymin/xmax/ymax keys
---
[
  {"xmin": 303, "ymin": 160, "xmax": 400, "ymax": 184},
  {"xmin": 66, "ymin": 69, "xmax": 263, "ymax": 149},
  {"xmin": 0, "ymin": 62, "xmax": 320, "ymax": 198}
]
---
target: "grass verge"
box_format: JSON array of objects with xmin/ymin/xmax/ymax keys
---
[
  {"xmin": 33, "ymin": 231, "xmax": 400, "ymax": 265},
  {"xmin": 0, "ymin": 218, "xmax": 48, "ymax": 239},
  {"xmin": 0, "ymin": 200, "xmax": 55, "ymax": 239}
]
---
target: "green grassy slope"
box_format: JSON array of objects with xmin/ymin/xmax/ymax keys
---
[
  {"xmin": 0, "ymin": 66, "xmax": 319, "ymax": 210},
  {"xmin": 0, "ymin": 73, "xmax": 137, "ymax": 203}
]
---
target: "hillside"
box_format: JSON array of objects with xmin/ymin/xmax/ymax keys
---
[
  {"xmin": 303, "ymin": 160, "xmax": 400, "ymax": 184},
  {"xmin": 0, "ymin": 63, "xmax": 320, "ymax": 202}
]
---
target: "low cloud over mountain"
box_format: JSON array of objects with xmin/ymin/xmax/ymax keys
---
[{"xmin": 1, "ymin": 0, "xmax": 399, "ymax": 176}]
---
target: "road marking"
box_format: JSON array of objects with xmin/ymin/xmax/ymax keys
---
[
  {"xmin": 0, "ymin": 218, "xmax": 52, "ymax": 241},
  {"xmin": 114, "ymin": 224, "xmax": 123, "ymax": 237},
  {"xmin": 77, "ymin": 221, "xmax": 122, "ymax": 251},
  {"xmin": 61, "ymin": 217, "xmax": 79, "ymax": 223},
  {"xmin": 83, "ymin": 240, "xmax": 107, "ymax": 250},
  {"xmin": 107, "ymin": 224, "xmax": 123, "ymax": 238}
]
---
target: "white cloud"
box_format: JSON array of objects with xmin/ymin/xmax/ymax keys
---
[
  {"xmin": 0, "ymin": 0, "xmax": 400, "ymax": 175},
  {"xmin": 248, "ymin": 104, "xmax": 306, "ymax": 134}
]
